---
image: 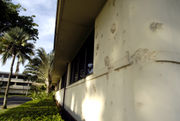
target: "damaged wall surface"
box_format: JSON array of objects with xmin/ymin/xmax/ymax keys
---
[{"xmin": 55, "ymin": 0, "xmax": 180, "ymax": 121}]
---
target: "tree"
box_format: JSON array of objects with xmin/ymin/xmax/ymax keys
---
[
  {"xmin": 0, "ymin": 27, "xmax": 34, "ymax": 109},
  {"xmin": 23, "ymin": 48, "xmax": 54, "ymax": 94},
  {"xmin": 0, "ymin": 0, "xmax": 38, "ymax": 41},
  {"xmin": 15, "ymin": 54, "xmax": 27, "ymax": 77},
  {"xmin": 23, "ymin": 57, "xmax": 41, "ymax": 82},
  {"xmin": 0, "ymin": 0, "xmax": 38, "ymax": 76},
  {"xmin": 36, "ymin": 48, "xmax": 54, "ymax": 94}
]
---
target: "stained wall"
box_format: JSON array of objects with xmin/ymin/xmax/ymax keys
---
[{"xmin": 56, "ymin": 0, "xmax": 180, "ymax": 120}]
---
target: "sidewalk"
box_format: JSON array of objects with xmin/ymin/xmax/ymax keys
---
[{"xmin": 0, "ymin": 96, "xmax": 32, "ymax": 109}]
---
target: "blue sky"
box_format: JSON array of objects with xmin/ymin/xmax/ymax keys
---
[{"xmin": 0, "ymin": 0, "xmax": 57, "ymax": 73}]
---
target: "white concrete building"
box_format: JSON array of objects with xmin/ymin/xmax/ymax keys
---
[
  {"xmin": 52, "ymin": 0, "xmax": 180, "ymax": 121},
  {"xmin": 0, "ymin": 72, "xmax": 32, "ymax": 95}
]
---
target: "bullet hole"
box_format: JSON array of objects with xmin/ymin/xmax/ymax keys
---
[
  {"xmin": 101, "ymin": 34, "xmax": 103, "ymax": 38},
  {"xmin": 122, "ymin": 40, "xmax": 126, "ymax": 45},
  {"xmin": 122, "ymin": 30, "xmax": 126, "ymax": 34},
  {"xmin": 104, "ymin": 56, "xmax": 110, "ymax": 67},
  {"xmin": 92, "ymin": 85, "xmax": 96, "ymax": 92},
  {"xmin": 116, "ymin": 13, "xmax": 119, "ymax": 16},
  {"xmin": 113, "ymin": 0, "xmax": 116, "ymax": 6},
  {"xmin": 96, "ymin": 44, "xmax": 99, "ymax": 51},
  {"xmin": 131, "ymin": 48, "xmax": 157, "ymax": 63},
  {"xmin": 110, "ymin": 23, "xmax": 116, "ymax": 34},
  {"xmin": 150, "ymin": 22, "xmax": 163, "ymax": 32}
]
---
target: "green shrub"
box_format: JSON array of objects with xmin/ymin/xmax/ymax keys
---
[
  {"xmin": 29, "ymin": 90, "xmax": 54, "ymax": 100},
  {"xmin": 30, "ymin": 91, "xmax": 47, "ymax": 100},
  {"xmin": 28, "ymin": 84, "xmax": 54, "ymax": 100},
  {"xmin": 0, "ymin": 98, "xmax": 64, "ymax": 121}
]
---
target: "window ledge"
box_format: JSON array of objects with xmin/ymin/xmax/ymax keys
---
[{"xmin": 66, "ymin": 78, "xmax": 86, "ymax": 89}]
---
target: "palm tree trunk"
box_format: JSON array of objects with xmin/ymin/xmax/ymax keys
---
[
  {"xmin": 46, "ymin": 79, "xmax": 50, "ymax": 94},
  {"xmin": 15, "ymin": 58, "xmax": 20, "ymax": 78},
  {"xmin": 46, "ymin": 72, "xmax": 52, "ymax": 94},
  {"xmin": 2, "ymin": 54, "xmax": 16, "ymax": 109}
]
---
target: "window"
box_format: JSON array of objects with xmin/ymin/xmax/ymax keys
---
[
  {"xmin": 10, "ymin": 82, "xmax": 15, "ymax": 86},
  {"xmin": 18, "ymin": 75, "xmax": 25, "ymax": 79},
  {"xmin": 0, "ymin": 82, "xmax": 7, "ymax": 86},
  {"xmin": 11, "ymin": 75, "xmax": 16, "ymax": 78},
  {"xmin": 70, "ymin": 30, "xmax": 94, "ymax": 84},
  {"xmin": 16, "ymin": 83, "xmax": 28, "ymax": 86},
  {"xmin": 3, "ymin": 74, "xmax": 8, "ymax": 78},
  {"xmin": 61, "ymin": 70, "xmax": 67, "ymax": 89}
]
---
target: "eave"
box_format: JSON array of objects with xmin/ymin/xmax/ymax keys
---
[{"xmin": 52, "ymin": 0, "xmax": 107, "ymax": 84}]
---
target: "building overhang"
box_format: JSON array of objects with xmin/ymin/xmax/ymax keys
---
[{"xmin": 52, "ymin": 0, "xmax": 107, "ymax": 83}]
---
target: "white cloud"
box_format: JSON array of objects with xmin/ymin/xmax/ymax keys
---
[
  {"xmin": 36, "ymin": 35, "xmax": 54, "ymax": 53},
  {"xmin": 15, "ymin": 0, "xmax": 57, "ymax": 10},
  {"xmin": 39, "ymin": 17, "xmax": 55, "ymax": 37}
]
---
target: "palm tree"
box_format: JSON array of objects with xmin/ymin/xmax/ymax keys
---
[
  {"xmin": 0, "ymin": 27, "xmax": 34, "ymax": 109},
  {"xmin": 23, "ymin": 57, "xmax": 41, "ymax": 82},
  {"xmin": 15, "ymin": 55, "xmax": 27, "ymax": 78},
  {"xmin": 24, "ymin": 48, "xmax": 54, "ymax": 94}
]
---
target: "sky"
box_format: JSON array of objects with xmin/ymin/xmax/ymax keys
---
[{"xmin": 0, "ymin": 0, "xmax": 57, "ymax": 73}]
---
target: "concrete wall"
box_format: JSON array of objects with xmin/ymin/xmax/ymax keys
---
[{"xmin": 55, "ymin": 0, "xmax": 180, "ymax": 121}]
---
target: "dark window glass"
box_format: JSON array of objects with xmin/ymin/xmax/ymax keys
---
[
  {"xmin": 74, "ymin": 57, "xmax": 80, "ymax": 82},
  {"xmin": 0, "ymin": 82, "xmax": 7, "ymax": 86},
  {"xmin": 3, "ymin": 74, "xmax": 8, "ymax": 78},
  {"xmin": 10, "ymin": 82, "xmax": 15, "ymax": 86},
  {"xmin": 61, "ymin": 70, "xmax": 67, "ymax": 89},
  {"xmin": 11, "ymin": 75, "xmax": 16, "ymax": 78},
  {"xmin": 70, "ymin": 30, "xmax": 94, "ymax": 84},
  {"xmin": 79, "ymin": 47, "xmax": 86, "ymax": 79},
  {"xmin": 18, "ymin": 75, "xmax": 24, "ymax": 79},
  {"xmin": 16, "ymin": 83, "xmax": 28, "ymax": 86},
  {"xmin": 86, "ymin": 34, "xmax": 94, "ymax": 75},
  {"xmin": 70, "ymin": 61, "xmax": 75, "ymax": 84}
]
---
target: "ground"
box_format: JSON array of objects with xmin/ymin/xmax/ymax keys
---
[
  {"xmin": 0, "ymin": 96, "xmax": 32, "ymax": 106},
  {"xmin": 0, "ymin": 95, "xmax": 32, "ymax": 113}
]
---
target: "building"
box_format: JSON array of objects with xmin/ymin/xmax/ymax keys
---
[
  {"xmin": 52, "ymin": 0, "xmax": 180, "ymax": 121},
  {"xmin": 0, "ymin": 72, "xmax": 32, "ymax": 95}
]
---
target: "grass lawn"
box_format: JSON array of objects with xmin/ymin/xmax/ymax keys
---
[
  {"xmin": 0, "ymin": 98, "xmax": 64, "ymax": 121},
  {"xmin": 0, "ymin": 105, "xmax": 19, "ymax": 114}
]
